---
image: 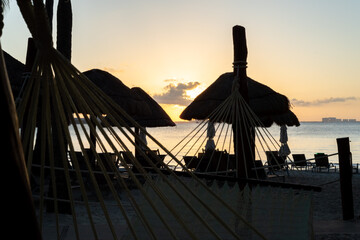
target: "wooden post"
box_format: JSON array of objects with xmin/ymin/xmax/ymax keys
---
[
  {"xmin": 233, "ymin": 26, "xmax": 248, "ymax": 102},
  {"xmin": 336, "ymin": 137, "xmax": 354, "ymax": 220},
  {"xmin": 233, "ymin": 26, "xmax": 255, "ymax": 179}
]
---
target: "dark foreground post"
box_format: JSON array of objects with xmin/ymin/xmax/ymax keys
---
[
  {"xmin": 336, "ymin": 137, "xmax": 354, "ymax": 220},
  {"xmin": 0, "ymin": 45, "xmax": 42, "ymax": 238}
]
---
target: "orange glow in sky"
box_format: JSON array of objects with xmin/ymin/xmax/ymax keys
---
[
  {"xmin": 3, "ymin": 1, "xmax": 360, "ymax": 123},
  {"xmin": 185, "ymin": 86, "xmax": 206, "ymax": 100},
  {"xmin": 160, "ymin": 104, "xmax": 187, "ymax": 123}
]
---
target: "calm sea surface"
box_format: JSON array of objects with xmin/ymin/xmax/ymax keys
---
[
  {"xmin": 146, "ymin": 122, "xmax": 360, "ymax": 165},
  {"xmin": 69, "ymin": 122, "xmax": 360, "ymax": 165}
]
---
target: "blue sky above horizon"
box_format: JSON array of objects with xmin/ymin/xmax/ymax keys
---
[{"xmin": 3, "ymin": 0, "xmax": 360, "ymax": 121}]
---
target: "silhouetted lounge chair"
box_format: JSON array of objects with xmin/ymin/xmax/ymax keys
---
[
  {"xmin": 251, "ymin": 160, "xmax": 284, "ymax": 181},
  {"xmin": 227, "ymin": 155, "xmax": 236, "ymax": 170},
  {"xmin": 265, "ymin": 151, "xmax": 288, "ymax": 174},
  {"xmin": 197, "ymin": 150, "xmax": 229, "ymax": 172},
  {"xmin": 129, "ymin": 149, "xmax": 165, "ymax": 172},
  {"xmin": 144, "ymin": 149, "xmax": 165, "ymax": 167},
  {"xmin": 97, "ymin": 153, "xmax": 118, "ymax": 172},
  {"xmin": 353, "ymin": 163, "xmax": 359, "ymax": 174},
  {"xmin": 292, "ymin": 154, "xmax": 313, "ymax": 170},
  {"xmin": 120, "ymin": 151, "xmax": 134, "ymax": 165},
  {"xmin": 253, "ymin": 160, "xmax": 267, "ymax": 179},
  {"xmin": 313, "ymin": 153, "xmax": 336, "ymax": 172},
  {"xmin": 72, "ymin": 151, "xmax": 86, "ymax": 170},
  {"xmin": 70, "ymin": 151, "xmax": 91, "ymax": 185},
  {"xmin": 183, "ymin": 156, "xmax": 199, "ymax": 169},
  {"xmin": 95, "ymin": 153, "xmax": 118, "ymax": 183}
]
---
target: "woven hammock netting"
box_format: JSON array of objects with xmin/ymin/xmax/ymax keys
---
[{"xmin": 13, "ymin": 1, "xmax": 314, "ymax": 239}]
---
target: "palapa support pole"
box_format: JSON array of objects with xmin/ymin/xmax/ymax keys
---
[
  {"xmin": 135, "ymin": 127, "xmax": 140, "ymax": 157},
  {"xmin": 21, "ymin": 38, "xmax": 37, "ymax": 143},
  {"xmin": 336, "ymin": 137, "xmax": 354, "ymax": 220},
  {"xmin": 25, "ymin": 38, "xmax": 37, "ymax": 72},
  {"xmin": 232, "ymin": 25, "xmax": 256, "ymax": 179}
]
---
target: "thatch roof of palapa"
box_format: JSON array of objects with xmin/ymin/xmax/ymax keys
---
[
  {"xmin": 4, "ymin": 51, "xmax": 26, "ymax": 98},
  {"xmin": 131, "ymin": 87, "xmax": 176, "ymax": 127},
  {"xmin": 180, "ymin": 72, "xmax": 300, "ymax": 127},
  {"xmin": 83, "ymin": 69, "xmax": 150, "ymax": 116}
]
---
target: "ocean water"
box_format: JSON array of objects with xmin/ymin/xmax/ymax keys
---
[
  {"xmin": 69, "ymin": 121, "xmax": 360, "ymax": 165},
  {"xmin": 146, "ymin": 121, "xmax": 360, "ymax": 165}
]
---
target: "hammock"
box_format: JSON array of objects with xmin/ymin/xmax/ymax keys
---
[
  {"xmin": 15, "ymin": 1, "xmax": 268, "ymax": 239},
  {"xmin": 14, "ymin": 1, "xmax": 314, "ymax": 239}
]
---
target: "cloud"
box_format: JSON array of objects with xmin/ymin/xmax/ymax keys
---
[
  {"xmin": 163, "ymin": 78, "xmax": 178, "ymax": 83},
  {"xmin": 291, "ymin": 97, "xmax": 358, "ymax": 107},
  {"xmin": 153, "ymin": 81, "xmax": 200, "ymax": 106}
]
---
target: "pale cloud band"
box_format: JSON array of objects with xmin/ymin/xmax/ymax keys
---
[{"xmin": 291, "ymin": 97, "xmax": 358, "ymax": 107}]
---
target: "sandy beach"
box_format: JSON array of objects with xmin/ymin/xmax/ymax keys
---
[
  {"xmin": 39, "ymin": 170, "xmax": 360, "ymax": 239},
  {"xmin": 278, "ymin": 171, "xmax": 360, "ymax": 239}
]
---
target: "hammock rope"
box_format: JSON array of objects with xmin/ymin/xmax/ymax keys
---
[
  {"xmin": 15, "ymin": 6, "xmax": 267, "ymax": 240},
  {"xmin": 12, "ymin": 1, "xmax": 318, "ymax": 239}
]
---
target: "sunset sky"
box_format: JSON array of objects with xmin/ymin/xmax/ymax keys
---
[{"xmin": 3, "ymin": 1, "xmax": 360, "ymax": 122}]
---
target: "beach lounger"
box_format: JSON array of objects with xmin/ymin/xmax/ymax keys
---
[
  {"xmin": 98, "ymin": 153, "xmax": 118, "ymax": 171},
  {"xmin": 209, "ymin": 151, "xmax": 229, "ymax": 172},
  {"xmin": 266, "ymin": 151, "xmax": 287, "ymax": 172},
  {"xmin": 131, "ymin": 149, "xmax": 165, "ymax": 172},
  {"xmin": 197, "ymin": 150, "xmax": 229, "ymax": 172},
  {"xmin": 313, "ymin": 153, "xmax": 336, "ymax": 172},
  {"xmin": 292, "ymin": 154, "xmax": 312, "ymax": 170},
  {"xmin": 120, "ymin": 151, "xmax": 135, "ymax": 165},
  {"xmin": 353, "ymin": 163, "xmax": 359, "ymax": 174},
  {"xmin": 145, "ymin": 149, "xmax": 165, "ymax": 166},
  {"xmin": 252, "ymin": 160, "xmax": 284, "ymax": 181},
  {"xmin": 94, "ymin": 153, "xmax": 118, "ymax": 184},
  {"xmin": 227, "ymin": 154, "xmax": 236, "ymax": 170},
  {"xmin": 71, "ymin": 152, "xmax": 86, "ymax": 169},
  {"xmin": 253, "ymin": 160, "xmax": 267, "ymax": 179},
  {"xmin": 183, "ymin": 156, "xmax": 199, "ymax": 169}
]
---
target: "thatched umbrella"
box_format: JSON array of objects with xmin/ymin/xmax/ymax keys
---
[
  {"xmin": 180, "ymin": 26, "xmax": 299, "ymax": 179},
  {"xmin": 131, "ymin": 87, "xmax": 176, "ymax": 128},
  {"xmin": 83, "ymin": 69, "xmax": 150, "ymax": 116},
  {"xmin": 180, "ymin": 72, "xmax": 300, "ymax": 127},
  {"xmin": 82, "ymin": 69, "xmax": 152, "ymax": 152},
  {"xmin": 4, "ymin": 50, "xmax": 25, "ymax": 99}
]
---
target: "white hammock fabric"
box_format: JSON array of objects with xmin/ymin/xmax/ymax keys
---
[
  {"xmin": 250, "ymin": 186, "xmax": 313, "ymax": 240},
  {"xmin": 126, "ymin": 177, "xmax": 313, "ymax": 240}
]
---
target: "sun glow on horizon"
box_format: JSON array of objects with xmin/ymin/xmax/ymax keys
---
[
  {"xmin": 185, "ymin": 85, "xmax": 205, "ymax": 100},
  {"xmin": 160, "ymin": 103, "xmax": 187, "ymax": 122}
]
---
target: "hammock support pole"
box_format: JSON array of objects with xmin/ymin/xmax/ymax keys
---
[
  {"xmin": 233, "ymin": 25, "xmax": 255, "ymax": 179},
  {"xmin": 337, "ymin": 137, "xmax": 354, "ymax": 220}
]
